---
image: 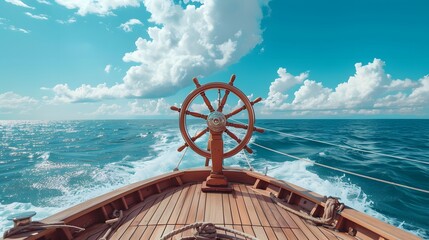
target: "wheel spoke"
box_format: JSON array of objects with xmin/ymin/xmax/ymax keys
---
[
  {"xmin": 170, "ymin": 106, "xmax": 207, "ymax": 120},
  {"xmin": 225, "ymin": 97, "xmax": 262, "ymax": 119},
  {"xmin": 178, "ymin": 127, "xmax": 209, "ymax": 152},
  {"xmin": 224, "ymin": 129, "xmax": 253, "ymax": 153},
  {"xmin": 217, "ymin": 75, "xmax": 236, "ymax": 112},
  {"xmin": 193, "ymin": 77, "xmax": 215, "ymax": 112},
  {"xmin": 226, "ymin": 121, "xmax": 264, "ymax": 133}
]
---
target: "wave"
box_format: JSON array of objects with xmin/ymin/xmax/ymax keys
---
[{"xmin": 0, "ymin": 121, "xmax": 426, "ymax": 239}]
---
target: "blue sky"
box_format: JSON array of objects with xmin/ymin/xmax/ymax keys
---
[{"xmin": 0, "ymin": 0, "xmax": 428, "ymax": 120}]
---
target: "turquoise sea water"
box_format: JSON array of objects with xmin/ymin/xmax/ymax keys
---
[{"xmin": 0, "ymin": 119, "xmax": 428, "ymax": 238}]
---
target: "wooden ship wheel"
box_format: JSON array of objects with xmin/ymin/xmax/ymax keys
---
[{"xmin": 171, "ymin": 75, "xmax": 263, "ymax": 192}]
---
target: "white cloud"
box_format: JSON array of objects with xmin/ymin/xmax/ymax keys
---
[
  {"xmin": 264, "ymin": 59, "xmax": 429, "ymax": 116},
  {"xmin": 25, "ymin": 12, "xmax": 48, "ymax": 20},
  {"xmin": 94, "ymin": 103, "xmax": 122, "ymax": 115},
  {"xmin": 407, "ymin": 75, "xmax": 429, "ymax": 105},
  {"xmin": 387, "ymin": 79, "xmax": 418, "ymax": 91},
  {"xmin": 92, "ymin": 99, "xmax": 172, "ymax": 117},
  {"xmin": 265, "ymin": 67, "xmax": 309, "ymax": 109},
  {"xmin": 49, "ymin": 0, "xmax": 268, "ymax": 102},
  {"xmin": 119, "ymin": 18, "xmax": 143, "ymax": 32},
  {"xmin": 104, "ymin": 64, "xmax": 112, "ymax": 73},
  {"xmin": 51, "ymin": 83, "xmax": 127, "ymax": 103},
  {"xmin": 0, "ymin": 92, "xmax": 38, "ymax": 113},
  {"xmin": 56, "ymin": 17, "xmax": 76, "ymax": 24},
  {"xmin": 5, "ymin": 0, "xmax": 34, "ymax": 9},
  {"xmin": 54, "ymin": 0, "xmax": 140, "ymax": 16},
  {"xmin": 9, "ymin": 25, "xmax": 30, "ymax": 34},
  {"xmin": 128, "ymin": 99, "xmax": 171, "ymax": 116},
  {"xmin": 37, "ymin": 0, "xmax": 51, "ymax": 4}
]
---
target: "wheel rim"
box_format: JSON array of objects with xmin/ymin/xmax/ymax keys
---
[{"xmin": 179, "ymin": 82, "xmax": 255, "ymax": 159}]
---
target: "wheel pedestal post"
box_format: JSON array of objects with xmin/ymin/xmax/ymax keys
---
[{"xmin": 202, "ymin": 132, "xmax": 233, "ymax": 192}]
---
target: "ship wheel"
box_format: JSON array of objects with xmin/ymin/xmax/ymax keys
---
[
  {"xmin": 171, "ymin": 75, "xmax": 263, "ymax": 160},
  {"xmin": 171, "ymin": 74, "xmax": 263, "ymax": 191}
]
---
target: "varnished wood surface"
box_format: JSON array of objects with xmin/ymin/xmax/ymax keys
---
[{"xmin": 76, "ymin": 182, "xmax": 354, "ymax": 240}]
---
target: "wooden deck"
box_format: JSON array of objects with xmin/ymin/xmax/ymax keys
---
[{"xmin": 77, "ymin": 182, "xmax": 354, "ymax": 240}]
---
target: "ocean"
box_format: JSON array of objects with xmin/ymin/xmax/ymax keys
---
[{"xmin": 0, "ymin": 119, "xmax": 428, "ymax": 238}]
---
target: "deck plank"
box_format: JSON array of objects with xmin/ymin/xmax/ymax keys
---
[
  {"xmin": 168, "ymin": 185, "xmax": 190, "ymax": 224},
  {"xmin": 245, "ymin": 186, "xmax": 270, "ymax": 227},
  {"xmin": 148, "ymin": 187, "xmax": 179, "ymax": 225},
  {"xmin": 139, "ymin": 225, "xmax": 156, "ymax": 240},
  {"xmin": 186, "ymin": 183, "xmax": 202, "ymax": 224},
  {"xmin": 288, "ymin": 211, "xmax": 318, "ymax": 240},
  {"xmin": 252, "ymin": 226, "xmax": 268, "ymax": 240},
  {"xmin": 158, "ymin": 187, "xmax": 183, "ymax": 225},
  {"xmin": 263, "ymin": 226, "xmax": 278, "ymax": 240},
  {"xmin": 239, "ymin": 184, "xmax": 261, "ymax": 226},
  {"xmin": 291, "ymin": 228, "xmax": 309, "ymax": 240},
  {"xmin": 138, "ymin": 192, "xmax": 167, "ymax": 226},
  {"xmin": 196, "ymin": 186, "xmax": 207, "ymax": 222},
  {"xmin": 161, "ymin": 225, "xmax": 175, "ymax": 239},
  {"xmin": 204, "ymin": 192, "xmax": 224, "ymax": 224},
  {"xmin": 150, "ymin": 225, "xmax": 168, "ymax": 239},
  {"xmin": 88, "ymin": 182, "xmax": 345, "ymax": 240},
  {"xmin": 129, "ymin": 226, "xmax": 146, "ymax": 239},
  {"xmin": 282, "ymin": 228, "xmax": 298, "ymax": 240},
  {"xmin": 222, "ymin": 193, "xmax": 233, "ymax": 225},
  {"xmin": 272, "ymin": 227, "xmax": 287, "ymax": 240},
  {"xmin": 118, "ymin": 226, "xmax": 137, "ymax": 239},
  {"xmin": 111, "ymin": 202, "xmax": 150, "ymax": 239},
  {"xmin": 130, "ymin": 192, "xmax": 162, "ymax": 226},
  {"xmin": 233, "ymin": 184, "xmax": 251, "ymax": 225},
  {"xmin": 177, "ymin": 184, "xmax": 197, "ymax": 224},
  {"xmin": 273, "ymin": 200, "xmax": 299, "ymax": 228},
  {"xmin": 242, "ymin": 225, "xmax": 256, "ymax": 238},
  {"xmin": 252, "ymin": 187, "xmax": 282, "ymax": 228},
  {"xmin": 228, "ymin": 186, "xmax": 242, "ymax": 225},
  {"xmin": 305, "ymin": 222, "xmax": 330, "ymax": 240}
]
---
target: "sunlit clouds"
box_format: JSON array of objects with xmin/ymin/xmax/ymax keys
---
[{"xmin": 262, "ymin": 59, "xmax": 429, "ymax": 116}]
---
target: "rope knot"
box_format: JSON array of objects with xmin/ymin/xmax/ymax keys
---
[
  {"xmin": 195, "ymin": 223, "xmax": 217, "ymax": 239},
  {"xmin": 320, "ymin": 196, "xmax": 343, "ymax": 225}
]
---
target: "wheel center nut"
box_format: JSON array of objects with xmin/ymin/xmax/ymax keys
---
[{"xmin": 207, "ymin": 111, "xmax": 226, "ymax": 132}]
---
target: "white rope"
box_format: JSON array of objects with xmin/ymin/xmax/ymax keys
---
[
  {"xmin": 251, "ymin": 142, "xmax": 429, "ymax": 194},
  {"xmin": 242, "ymin": 150, "xmax": 254, "ymax": 171},
  {"xmin": 231, "ymin": 119, "xmax": 429, "ymax": 165},
  {"xmin": 174, "ymin": 129, "xmax": 200, "ymax": 171},
  {"xmin": 173, "ymin": 146, "xmax": 188, "ymax": 171},
  {"xmin": 160, "ymin": 222, "xmax": 259, "ymax": 240}
]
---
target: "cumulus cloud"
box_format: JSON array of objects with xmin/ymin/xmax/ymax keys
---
[
  {"xmin": 265, "ymin": 68, "xmax": 309, "ymax": 109},
  {"xmin": 49, "ymin": 0, "xmax": 267, "ymax": 103},
  {"xmin": 386, "ymin": 79, "xmax": 418, "ymax": 91},
  {"xmin": 0, "ymin": 92, "xmax": 38, "ymax": 113},
  {"xmin": 50, "ymin": 83, "xmax": 126, "ymax": 103},
  {"xmin": 94, "ymin": 103, "xmax": 122, "ymax": 115},
  {"xmin": 92, "ymin": 99, "xmax": 172, "ymax": 117},
  {"xmin": 263, "ymin": 59, "xmax": 429, "ymax": 116},
  {"xmin": 119, "ymin": 18, "xmax": 143, "ymax": 32},
  {"xmin": 104, "ymin": 64, "xmax": 112, "ymax": 73},
  {"xmin": 25, "ymin": 12, "xmax": 48, "ymax": 20},
  {"xmin": 128, "ymin": 99, "xmax": 171, "ymax": 115},
  {"xmin": 55, "ymin": 0, "xmax": 140, "ymax": 16},
  {"xmin": 5, "ymin": 0, "xmax": 34, "ymax": 9}
]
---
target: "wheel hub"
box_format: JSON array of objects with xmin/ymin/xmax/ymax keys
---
[{"xmin": 207, "ymin": 111, "xmax": 226, "ymax": 132}]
